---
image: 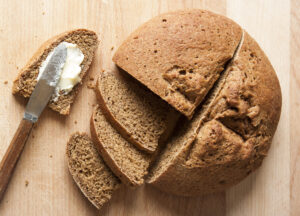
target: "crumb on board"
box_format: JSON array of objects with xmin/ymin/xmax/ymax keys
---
[
  {"xmin": 74, "ymin": 120, "xmax": 77, "ymax": 124},
  {"xmin": 25, "ymin": 180, "xmax": 29, "ymax": 187},
  {"xmin": 89, "ymin": 76, "xmax": 94, "ymax": 81},
  {"xmin": 49, "ymin": 155, "xmax": 53, "ymax": 158},
  {"xmin": 111, "ymin": 46, "xmax": 114, "ymax": 51},
  {"xmin": 101, "ymin": 69, "xmax": 105, "ymax": 73},
  {"xmin": 4, "ymin": 81, "xmax": 8, "ymax": 84},
  {"xmin": 42, "ymin": 12, "xmax": 45, "ymax": 15},
  {"xmin": 92, "ymin": 104, "xmax": 96, "ymax": 107},
  {"xmin": 16, "ymin": 66, "xmax": 19, "ymax": 70}
]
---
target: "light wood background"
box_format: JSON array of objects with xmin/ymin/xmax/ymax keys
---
[{"xmin": 0, "ymin": 0, "xmax": 296, "ymax": 215}]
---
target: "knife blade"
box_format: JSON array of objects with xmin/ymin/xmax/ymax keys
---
[
  {"xmin": 24, "ymin": 43, "xmax": 67, "ymax": 122},
  {"xmin": 0, "ymin": 42, "xmax": 67, "ymax": 202}
]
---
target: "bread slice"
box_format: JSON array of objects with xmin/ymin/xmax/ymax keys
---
[
  {"xmin": 147, "ymin": 31, "xmax": 282, "ymax": 196},
  {"xmin": 90, "ymin": 106, "xmax": 151, "ymax": 186},
  {"xmin": 66, "ymin": 132, "xmax": 120, "ymax": 209},
  {"xmin": 95, "ymin": 72, "xmax": 178, "ymax": 153},
  {"xmin": 113, "ymin": 9, "xmax": 242, "ymax": 118},
  {"xmin": 13, "ymin": 29, "xmax": 98, "ymax": 115}
]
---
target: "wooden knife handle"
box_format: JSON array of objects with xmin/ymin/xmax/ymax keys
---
[{"xmin": 0, "ymin": 118, "xmax": 34, "ymax": 201}]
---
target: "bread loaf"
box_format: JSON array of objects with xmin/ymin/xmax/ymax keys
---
[
  {"xmin": 147, "ymin": 32, "xmax": 282, "ymax": 196},
  {"xmin": 68, "ymin": 9, "xmax": 282, "ymax": 198},
  {"xmin": 113, "ymin": 9, "xmax": 242, "ymax": 119}
]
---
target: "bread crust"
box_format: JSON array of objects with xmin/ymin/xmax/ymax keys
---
[
  {"xmin": 147, "ymin": 31, "xmax": 282, "ymax": 196},
  {"xmin": 113, "ymin": 9, "xmax": 242, "ymax": 118},
  {"xmin": 13, "ymin": 29, "xmax": 99, "ymax": 115}
]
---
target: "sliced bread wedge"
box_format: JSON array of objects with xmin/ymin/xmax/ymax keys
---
[
  {"xmin": 66, "ymin": 132, "xmax": 120, "ymax": 209},
  {"xmin": 13, "ymin": 29, "xmax": 98, "ymax": 115},
  {"xmin": 95, "ymin": 72, "xmax": 178, "ymax": 153},
  {"xmin": 90, "ymin": 106, "xmax": 151, "ymax": 187}
]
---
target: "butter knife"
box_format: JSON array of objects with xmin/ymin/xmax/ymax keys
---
[{"xmin": 0, "ymin": 43, "xmax": 67, "ymax": 201}]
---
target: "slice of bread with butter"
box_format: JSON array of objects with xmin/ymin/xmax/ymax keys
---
[{"xmin": 13, "ymin": 29, "xmax": 98, "ymax": 115}]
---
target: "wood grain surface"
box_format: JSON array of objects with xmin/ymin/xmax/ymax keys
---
[{"xmin": 0, "ymin": 0, "xmax": 294, "ymax": 215}]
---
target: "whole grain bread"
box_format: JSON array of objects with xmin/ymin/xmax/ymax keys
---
[
  {"xmin": 147, "ymin": 31, "xmax": 282, "ymax": 196},
  {"xmin": 13, "ymin": 29, "xmax": 98, "ymax": 115},
  {"xmin": 113, "ymin": 9, "xmax": 242, "ymax": 118},
  {"xmin": 95, "ymin": 71, "xmax": 178, "ymax": 153},
  {"xmin": 66, "ymin": 132, "xmax": 120, "ymax": 209},
  {"xmin": 90, "ymin": 106, "xmax": 151, "ymax": 187}
]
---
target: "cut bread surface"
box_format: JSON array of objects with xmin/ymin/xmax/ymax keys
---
[
  {"xmin": 95, "ymin": 72, "xmax": 178, "ymax": 153},
  {"xmin": 66, "ymin": 132, "xmax": 120, "ymax": 209},
  {"xmin": 13, "ymin": 29, "xmax": 98, "ymax": 115},
  {"xmin": 113, "ymin": 9, "xmax": 242, "ymax": 118},
  {"xmin": 91, "ymin": 106, "xmax": 151, "ymax": 187}
]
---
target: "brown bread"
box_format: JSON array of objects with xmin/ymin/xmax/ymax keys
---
[
  {"xmin": 90, "ymin": 106, "xmax": 151, "ymax": 187},
  {"xmin": 113, "ymin": 9, "xmax": 242, "ymax": 118},
  {"xmin": 66, "ymin": 132, "xmax": 120, "ymax": 209},
  {"xmin": 147, "ymin": 32, "xmax": 282, "ymax": 196},
  {"xmin": 95, "ymin": 72, "xmax": 178, "ymax": 153},
  {"xmin": 13, "ymin": 29, "xmax": 98, "ymax": 115}
]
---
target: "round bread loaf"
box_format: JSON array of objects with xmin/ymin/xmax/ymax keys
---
[
  {"xmin": 112, "ymin": 9, "xmax": 282, "ymax": 196},
  {"xmin": 146, "ymin": 31, "xmax": 282, "ymax": 196},
  {"xmin": 113, "ymin": 9, "xmax": 242, "ymax": 119}
]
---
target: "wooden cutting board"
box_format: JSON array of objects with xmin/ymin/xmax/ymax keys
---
[{"xmin": 0, "ymin": 0, "xmax": 297, "ymax": 215}]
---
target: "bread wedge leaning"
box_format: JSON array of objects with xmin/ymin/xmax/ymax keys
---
[
  {"xmin": 113, "ymin": 9, "xmax": 242, "ymax": 119},
  {"xmin": 91, "ymin": 106, "xmax": 151, "ymax": 187},
  {"xmin": 95, "ymin": 72, "xmax": 178, "ymax": 153},
  {"xmin": 13, "ymin": 29, "xmax": 98, "ymax": 115},
  {"xmin": 66, "ymin": 132, "xmax": 120, "ymax": 209}
]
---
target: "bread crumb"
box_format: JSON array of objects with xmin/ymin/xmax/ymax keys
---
[
  {"xmin": 4, "ymin": 81, "xmax": 8, "ymax": 85},
  {"xmin": 49, "ymin": 155, "xmax": 53, "ymax": 158},
  {"xmin": 89, "ymin": 76, "xmax": 94, "ymax": 81},
  {"xmin": 92, "ymin": 104, "xmax": 96, "ymax": 107},
  {"xmin": 32, "ymin": 134, "xmax": 35, "ymax": 138},
  {"xmin": 74, "ymin": 120, "xmax": 77, "ymax": 124},
  {"xmin": 101, "ymin": 69, "xmax": 105, "ymax": 73},
  {"xmin": 25, "ymin": 180, "xmax": 29, "ymax": 187},
  {"xmin": 16, "ymin": 66, "xmax": 19, "ymax": 70},
  {"xmin": 42, "ymin": 12, "xmax": 45, "ymax": 15},
  {"xmin": 111, "ymin": 46, "xmax": 114, "ymax": 51}
]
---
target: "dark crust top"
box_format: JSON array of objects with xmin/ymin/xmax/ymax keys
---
[{"xmin": 113, "ymin": 9, "xmax": 242, "ymax": 118}]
